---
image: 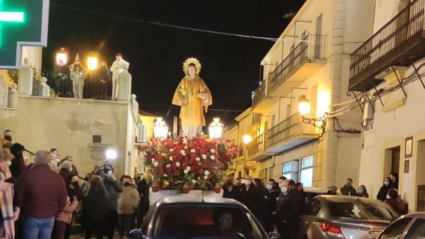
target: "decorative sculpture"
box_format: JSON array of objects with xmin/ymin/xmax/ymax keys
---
[
  {"xmin": 172, "ymin": 58, "xmax": 212, "ymax": 137},
  {"xmin": 69, "ymin": 54, "xmax": 86, "ymax": 99},
  {"xmin": 110, "ymin": 53, "xmax": 129, "ymax": 101}
]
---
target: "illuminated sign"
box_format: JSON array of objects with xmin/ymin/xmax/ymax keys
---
[{"xmin": 0, "ymin": 0, "xmax": 50, "ymax": 69}]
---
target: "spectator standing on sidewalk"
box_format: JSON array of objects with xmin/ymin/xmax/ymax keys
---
[
  {"xmin": 340, "ymin": 178, "xmax": 357, "ymax": 196},
  {"xmin": 15, "ymin": 150, "xmax": 67, "ymax": 239},
  {"xmin": 102, "ymin": 170, "xmax": 123, "ymax": 239},
  {"xmin": 118, "ymin": 175, "xmax": 140, "ymax": 238},
  {"xmin": 137, "ymin": 172, "xmax": 152, "ymax": 228}
]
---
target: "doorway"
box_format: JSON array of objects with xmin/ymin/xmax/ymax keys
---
[
  {"xmin": 416, "ymin": 140, "xmax": 425, "ymax": 211},
  {"xmin": 384, "ymin": 146, "xmax": 401, "ymax": 180}
]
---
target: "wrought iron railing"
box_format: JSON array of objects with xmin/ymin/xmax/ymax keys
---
[
  {"xmin": 252, "ymin": 82, "xmax": 266, "ymax": 107},
  {"xmin": 266, "ymin": 111, "xmax": 317, "ymax": 148},
  {"xmin": 247, "ymin": 134, "xmax": 264, "ymax": 156},
  {"xmin": 350, "ymin": 0, "xmax": 425, "ymax": 85},
  {"xmin": 268, "ymin": 34, "xmax": 326, "ymax": 91}
]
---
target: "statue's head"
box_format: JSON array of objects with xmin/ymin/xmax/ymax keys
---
[
  {"xmin": 116, "ymin": 53, "xmax": 122, "ymax": 61},
  {"xmin": 187, "ymin": 63, "xmax": 197, "ymax": 77}
]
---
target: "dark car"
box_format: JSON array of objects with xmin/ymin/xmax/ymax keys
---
[
  {"xmin": 298, "ymin": 195, "xmax": 398, "ymax": 239},
  {"xmin": 130, "ymin": 195, "xmax": 280, "ymax": 239}
]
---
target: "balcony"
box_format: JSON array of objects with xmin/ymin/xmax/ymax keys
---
[
  {"xmin": 246, "ymin": 134, "xmax": 271, "ymax": 162},
  {"xmin": 252, "ymin": 81, "xmax": 277, "ymax": 113},
  {"xmin": 349, "ymin": 0, "xmax": 425, "ymax": 91},
  {"xmin": 267, "ymin": 34, "xmax": 326, "ymax": 98},
  {"xmin": 266, "ymin": 112, "xmax": 320, "ymax": 154}
]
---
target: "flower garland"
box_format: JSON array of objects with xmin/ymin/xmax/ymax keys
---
[{"xmin": 144, "ymin": 136, "xmax": 238, "ymax": 190}]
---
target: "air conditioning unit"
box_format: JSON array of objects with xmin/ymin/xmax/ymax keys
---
[{"xmin": 137, "ymin": 124, "xmax": 147, "ymax": 143}]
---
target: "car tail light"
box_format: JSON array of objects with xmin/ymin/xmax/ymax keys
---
[{"xmin": 319, "ymin": 223, "xmax": 345, "ymax": 238}]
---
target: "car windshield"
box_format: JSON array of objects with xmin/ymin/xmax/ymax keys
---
[
  {"xmin": 151, "ymin": 204, "xmax": 265, "ymax": 239},
  {"xmin": 327, "ymin": 200, "xmax": 398, "ymax": 221}
]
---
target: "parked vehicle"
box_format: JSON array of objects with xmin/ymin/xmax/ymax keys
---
[
  {"xmin": 298, "ymin": 195, "xmax": 398, "ymax": 239},
  {"xmin": 129, "ymin": 193, "xmax": 280, "ymax": 239},
  {"xmin": 377, "ymin": 212, "xmax": 425, "ymax": 239}
]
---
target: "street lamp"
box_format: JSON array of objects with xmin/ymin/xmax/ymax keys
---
[
  {"xmin": 242, "ymin": 134, "xmax": 252, "ymax": 145},
  {"xmin": 153, "ymin": 117, "xmax": 168, "ymax": 139},
  {"xmin": 298, "ymin": 95, "xmax": 328, "ymax": 136},
  {"xmin": 56, "ymin": 48, "xmax": 68, "ymax": 66},
  {"xmin": 87, "ymin": 54, "xmax": 98, "ymax": 71},
  {"xmin": 208, "ymin": 117, "xmax": 224, "ymax": 139}
]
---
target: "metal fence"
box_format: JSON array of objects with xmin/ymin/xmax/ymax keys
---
[
  {"xmin": 247, "ymin": 134, "xmax": 264, "ymax": 156},
  {"xmin": 252, "ymin": 82, "xmax": 266, "ymax": 107}
]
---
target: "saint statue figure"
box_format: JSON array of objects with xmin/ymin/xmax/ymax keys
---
[{"xmin": 172, "ymin": 58, "xmax": 212, "ymax": 137}]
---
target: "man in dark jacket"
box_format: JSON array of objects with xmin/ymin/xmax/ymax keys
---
[
  {"xmin": 137, "ymin": 172, "xmax": 152, "ymax": 228},
  {"xmin": 101, "ymin": 170, "xmax": 123, "ymax": 239},
  {"xmin": 275, "ymin": 179, "xmax": 301, "ymax": 239},
  {"xmin": 222, "ymin": 175, "xmax": 241, "ymax": 201},
  {"xmin": 240, "ymin": 175, "xmax": 259, "ymax": 216},
  {"xmin": 15, "ymin": 150, "xmax": 67, "ymax": 239},
  {"xmin": 340, "ymin": 178, "xmax": 357, "ymax": 196}
]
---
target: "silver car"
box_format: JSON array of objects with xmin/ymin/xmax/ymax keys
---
[
  {"xmin": 298, "ymin": 195, "xmax": 398, "ymax": 239},
  {"xmin": 377, "ymin": 212, "xmax": 425, "ymax": 239}
]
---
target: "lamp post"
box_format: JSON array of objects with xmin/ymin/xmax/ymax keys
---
[
  {"xmin": 87, "ymin": 54, "xmax": 99, "ymax": 71},
  {"xmin": 153, "ymin": 117, "xmax": 168, "ymax": 139},
  {"xmin": 298, "ymin": 95, "xmax": 328, "ymax": 136},
  {"xmin": 56, "ymin": 47, "xmax": 68, "ymax": 66},
  {"xmin": 208, "ymin": 117, "xmax": 224, "ymax": 139}
]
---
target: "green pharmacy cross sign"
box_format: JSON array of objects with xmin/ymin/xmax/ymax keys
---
[{"xmin": 0, "ymin": 0, "xmax": 50, "ymax": 69}]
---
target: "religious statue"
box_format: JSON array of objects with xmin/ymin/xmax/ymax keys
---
[
  {"xmin": 172, "ymin": 58, "xmax": 212, "ymax": 137},
  {"xmin": 52, "ymin": 57, "xmax": 71, "ymax": 97},
  {"xmin": 110, "ymin": 53, "xmax": 130, "ymax": 101},
  {"xmin": 69, "ymin": 54, "xmax": 86, "ymax": 99}
]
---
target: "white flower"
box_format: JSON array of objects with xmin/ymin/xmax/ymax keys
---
[
  {"xmin": 163, "ymin": 174, "xmax": 168, "ymax": 177},
  {"xmin": 165, "ymin": 181, "xmax": 170, "ymax": 185},
  {"xmin": 169, "ymin": 156, "xmax": 173, "ymax": 161},
  {"xmin": 181, "ymin": 150, "xmax": 186, "ymax": 156},
  {"xmin": 169, "ymin": 148, "xmax": 175, "ymax": 152},
  {"xmin": 202, "ymin": 154, "xmax": 207, "ymax": 159},
  {"xmin": 176, "ymin": 162, "xmax": 181, "ymax": 167},
  {"xmin": 204, "ymin": 170, "xmax": 210, "ymax": 176},
  {"xmin": 196, "ymin": 157, "xmax": 201, "ymax": 161},
  {"xmin": 153, "ymin": 162, "xmax": 159, "ymax": 167},
  {"xmin": 211, "ymin": 149, "xmax": 216, "ymax": 154},
  {"xmin": 204, "ymin": 175, "xmax": 208, "ymax": 180},
  {"xmin": 190, "ymin": 149, "xmax": 196, "ymax": 153},
  {"xmin": 166, "ymin": 164, "xmax": 171, "ymax": 168},
  {"xmin": 192, "ymin": 179, "xmax": 198, "ymax": 184},
  {"xmin": 184, "ymin": 170, "xmax": 189, "ymax": 174},
  {"xmin": 210, "ymin": 155, "xmax": 216, "ymax": 160},
  {"xmin": 186, "ymin": 166, "xmax": 191, "ymax": 171}
]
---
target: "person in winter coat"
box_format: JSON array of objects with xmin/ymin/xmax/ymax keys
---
[
  {"xmin": 385, "ymin": 189, "xmax": 405, "ymax": 215},
  {"xmin": 377, "ymin": 177, "xmax": 392, "ymax": 201},
  {"xmin": 340, "ymin": 178, "xmax": 357, "ymax": 196},
  {"xmin": 136, "ymin": 172, "xmax": 151, "ymax": 228},
  {"xmin": 52, "ymin": 196, "xmax": 78, "ymax": 239},
  {"xmin": 101, "ymin": 171, "xmax": 123, "ymax": 239},
  {"xmin": 253, "ymin": 178, "xmax": 271, "ymax": 233},
  {"xmin": 118, "ymin": 175, "xmax": 140, "ymax": 238},
  {"xmin": 83, "ymin": 176, "xmax": 111, "ymax": 239},
  {"xmin": 59, "ymin": 160, "xmax": 73, "ymax": 183},
  {"xmin": 240, "ymin": 175, "xmax": 259, "ymax": 217}
]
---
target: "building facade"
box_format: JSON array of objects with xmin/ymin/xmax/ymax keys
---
[
  {"xmin": 353, "ymin": 0, "xmax": 425, "ymax": 212},
  {"xmin": 225, "ymin": 0, "xmax": 375, "ymax": 189}
]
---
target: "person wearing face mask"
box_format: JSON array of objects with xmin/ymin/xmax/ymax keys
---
[
  {"xmin": 240, "ymin": 175, "xmax": 259, "ymax": 217},
  {"xmin": 118, "ymin": 175, "xmax": 140, "ymax": 239},
  {"xmin": 357, "ymin": 185, "xmax": 369, "ymax": 198},
  {"xmin": 222, "ymin": 175, "xmax": 240, "ymax": 201},
  {"xmin": 385, "ymin": 189, "xmax": 405, "ymax": 215},
  {"xmin": 52, "ymin": 174, "xmax": 80, "ymax": 239},
  {"xmin": 1, "ymin": 130, "xmax": 12, "ymax": 144},
  {"xmin": 275, "ymin": 179, "xmax": 301, "ymax": 239},
  {"xmin": 340, "ymin": 178, "xmax": 357, "ymax": 196},
  {"xmin": 267, "ymin": 180, "xmax": 280, "ymax": 232},
  {"xmin": 60, "ymin": 160, "xmax": 73, "ymax": 183},
  {"xmin": 377, "ymin": 177, "xmax": 392, "ymax": 201}
]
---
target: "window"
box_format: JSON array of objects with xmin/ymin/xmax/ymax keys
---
[
  {"xmin": 405, "ymin": 219, "xmax": 425, "ymax": 238},
  {"xmin": 305, "ymin": 199, "xmax": 321, "ymax": 216},
  {"xmin": 300, "ymin": 156, "xmax": 313, "ymax": 187},
  {"xmin": 379, "ymin": 218, "xmax": 412, "ymax": 239},
  {"xmin": 282, "ymin": 162, "xmax": 292, "ymax": 180},
  {"xmin": 327, "ymin": 200, "xmax": 398, "ymax": 221}
]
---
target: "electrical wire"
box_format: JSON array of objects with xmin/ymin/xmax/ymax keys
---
[{"xmin": 49, "ymin": 3, "xmax": 319, "ymax": 44}]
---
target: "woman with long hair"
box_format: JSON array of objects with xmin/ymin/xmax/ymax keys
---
[
  {"xmin": 83, "ymin": 176, "xmax": 111, "ymax": 239},
  {"xmin": 358, "ymin": 185, "xmax": 369, "ymax": 198}
]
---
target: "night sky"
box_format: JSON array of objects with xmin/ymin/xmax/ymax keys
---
[{"xmin": 43, "ymin": 0, "xmax": 305, "ymax": 128}]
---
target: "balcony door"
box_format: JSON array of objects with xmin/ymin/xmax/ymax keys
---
[{"xmin": 315, "ymin": 14, "xmax": 322, "ymax": 58}]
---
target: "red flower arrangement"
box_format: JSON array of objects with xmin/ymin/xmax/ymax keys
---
[{"xmin": 144, "ymin": 136, "xmax": 238, "ymax": 191}]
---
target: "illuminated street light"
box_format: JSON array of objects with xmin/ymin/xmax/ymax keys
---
[
  {"xmin": 105, "ymin": 149, "xmax": 118, "ymax": 160},
  {"xmin": 298, "ymin": 95, "xmax": 311, "ymax": 116},
  {"xmin": 87, "ymin": 54, "xmax": 98, "ymax": 71},
  {"xmin": 242, "ymin": 134, "xmax": 252, "ymax": 145},
  {"xmin": 56, "ymin": 48, "xmax": 68, "ymax": 66},
  {"xmin": 208, "ymin": 117, "xmax": 224, "ymax": 139},
  {"xmin": 153, "ymin": 117, "xmax": 168, "ymax": 139}
]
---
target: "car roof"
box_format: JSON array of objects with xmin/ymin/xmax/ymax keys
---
[
  {"xmin": 157, "ymin": 196, "xmax": 245, "ymax": 207},
  {"xmin": 316, "ymin": 195, "xmax": 388, "ymax": 204},
  {"xmin": 400, "ymin": 212, "xmax": 425, "ymax": 218}
]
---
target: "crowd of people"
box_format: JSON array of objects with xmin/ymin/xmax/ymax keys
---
[
  {"xmin": 222, "ymin": 172, "xmax": 406, "ymax": 238},
  {"xmin": 0, "ymin": 129, "xmax": 153, "ymax": 239}
]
